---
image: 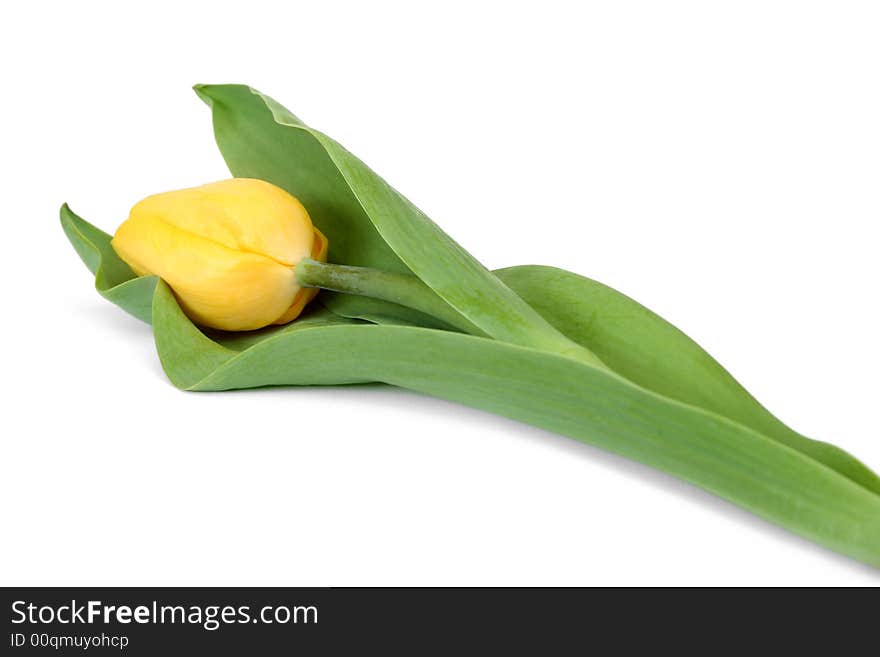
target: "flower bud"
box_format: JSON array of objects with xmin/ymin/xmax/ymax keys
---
[{"xmin": 111, "ymin": 178, "xmax": 327, "ymax": 331}]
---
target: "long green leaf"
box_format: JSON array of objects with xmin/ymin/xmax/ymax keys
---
[
  {"xmin": 194, "ymin": 84, "xmax": 596, "ymax": 359},
  {"xmin": 61, "ymin": 192, "xmax": 880, "ymax": 565},
  {"xmin": 497, "ymin": 265, "xmax": 880, "ymax": 495},
  {"xmin": 60, "ymin": 83, "xmax": 880, "ymax": 567},
  {"xmin": 151, "ymin": 281, "xmax": 880, "ymax": 567},
  {"xmin": 193, "ymin": 85, "xmax": 405, "ymax": 273},
  {"xmin": 61, "ymin": 207, "xmax": 880, "ymax": 495}
]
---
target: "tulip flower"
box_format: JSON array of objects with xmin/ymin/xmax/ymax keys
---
[
  {"xmin": 112, "ymin": 177, "xmax": 492, "ymax": 338},
  {"xmin": 111, "ymin": 178, "xmax": 327, "ymax": 331},
  {"xmin": 61, "ymin": 83, "xmax": 880, "ymax": 568}
]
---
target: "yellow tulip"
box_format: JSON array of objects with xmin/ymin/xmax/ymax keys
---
[{"xmin": 111, "ymin": 178, "xmax": 328, "ymax": 331}]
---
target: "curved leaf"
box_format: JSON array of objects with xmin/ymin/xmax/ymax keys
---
[
  {"xmin": 151, "ymin": 281, "xmax": 880, "ymax": 568},
  {"xmin": 60, "ymin": 203, "xmax": 156, "ymax": 322},
  {"xmin": 193, "ymin": 84, "xmax": 405, "ymax": 273},
  {"xmin": 59, "ymin": 206, "xmax": 880, "ymax": 494},
  {"xmin": 497, "ymin": 265, "xmax": 880, "ymax": 495},
  {"xmin": 60, "ymin": 204, "xmax": 880, "ymax": 493},
  {"xmin": 205, "ymin": 306, "xmax": 362, "ymax": 351},
  {"xmin": 59, "ymin": 83, "xmax": 880, "ymax": 567},
  {"xmin": 195, "ymin": 84, "xmax": 599, "ymax": 362}
]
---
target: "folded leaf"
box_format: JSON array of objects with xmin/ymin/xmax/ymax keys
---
[
  {"xmin": 205, "ymin": 307, "xmax": 362, "ymax": 352},
  {"xmin": 152, "ymin": 280, "xmax": 880, "ymax": 567},
  {"xmin": 497, "ymin": 265, "xmax": 880, "ymax": 495},
  {"xmin": 60, "ymin": 203, "xmax": 156, "ymax": 322},
  {"xmin": 195, "ymin": 84, "xmax": 600, "ymax": 361},
  {"xmin": 61, "ymin": 207, "xmax": 880, "ymax": 495}
]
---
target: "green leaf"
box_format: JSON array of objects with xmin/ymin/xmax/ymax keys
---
[
  {"xmin": 192, "ymin": 84, "xmax": 405, "ymax": 273},
  {"xmin": 498, "ymin": 265, "xmax": 880, "ymax": 495},
  {"xmin": 60, "ymin": 86, "xmax": 880, "ymax": 566},
  {"xmin": 321, "ymin": 292, "xmax": 458, "ymax": 330},
  {"xmin": 60, "ymin": 203, "xmax": 157, "ymax": 322},
  {"xmin": 204, "ymin": 304, "xmax": 363, "ymax": 352},
  {"xmin": 61, "ymin": 197, "xmax": 880, "ymax": 493},
  {"xmin": 59, "ymin": 205, "xmax": 880, "ymax": 494},
  {"xmin": 152, "ymin": 281, "xmax": 880, "ymax": 567},
  {"xmin": 195, "ymin": 84, "xmax": 600, "ymax": 361}
]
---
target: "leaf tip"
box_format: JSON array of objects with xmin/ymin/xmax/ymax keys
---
[
  {"xmin": 59, "ymin": 203, "xmax": 81, "ymax": 236},
  {"xmin": 192, "ymin": 83, "xmax": 214, "ymax": 107}
]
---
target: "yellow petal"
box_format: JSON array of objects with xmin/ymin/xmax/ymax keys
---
[
  {"xmin": 128, "ymin": 178, "xmax": 315, "ymax": 267},
  {"xmin": 112, "ymin": 212, "xmax": 300, "ymax": 331}
]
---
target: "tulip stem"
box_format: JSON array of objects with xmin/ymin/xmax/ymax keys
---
[{"xmin": 295, "ymin": 259, "xmax": 485, "ymax": 335}]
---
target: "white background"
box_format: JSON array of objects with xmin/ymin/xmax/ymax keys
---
[{"xmin": 2, "ymin": 1, "xmax": 878, "ymax": 585}]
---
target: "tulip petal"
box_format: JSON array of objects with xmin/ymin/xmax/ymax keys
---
[
  {"xmin": 112, "ymin": 211, "xmax": 301, "ymax": 331},
  {"xmin": 129, "ymin": 178, "xmax": 315, "ymax": 267}
]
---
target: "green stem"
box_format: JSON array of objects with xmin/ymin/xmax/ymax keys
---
[
  {"xmin": 296, "ymin": 259, "xmax": 484, "ymax": 335},
  {"xmin": 296, "ymin": 259, "xmax": 607, "ymax": 370}
]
